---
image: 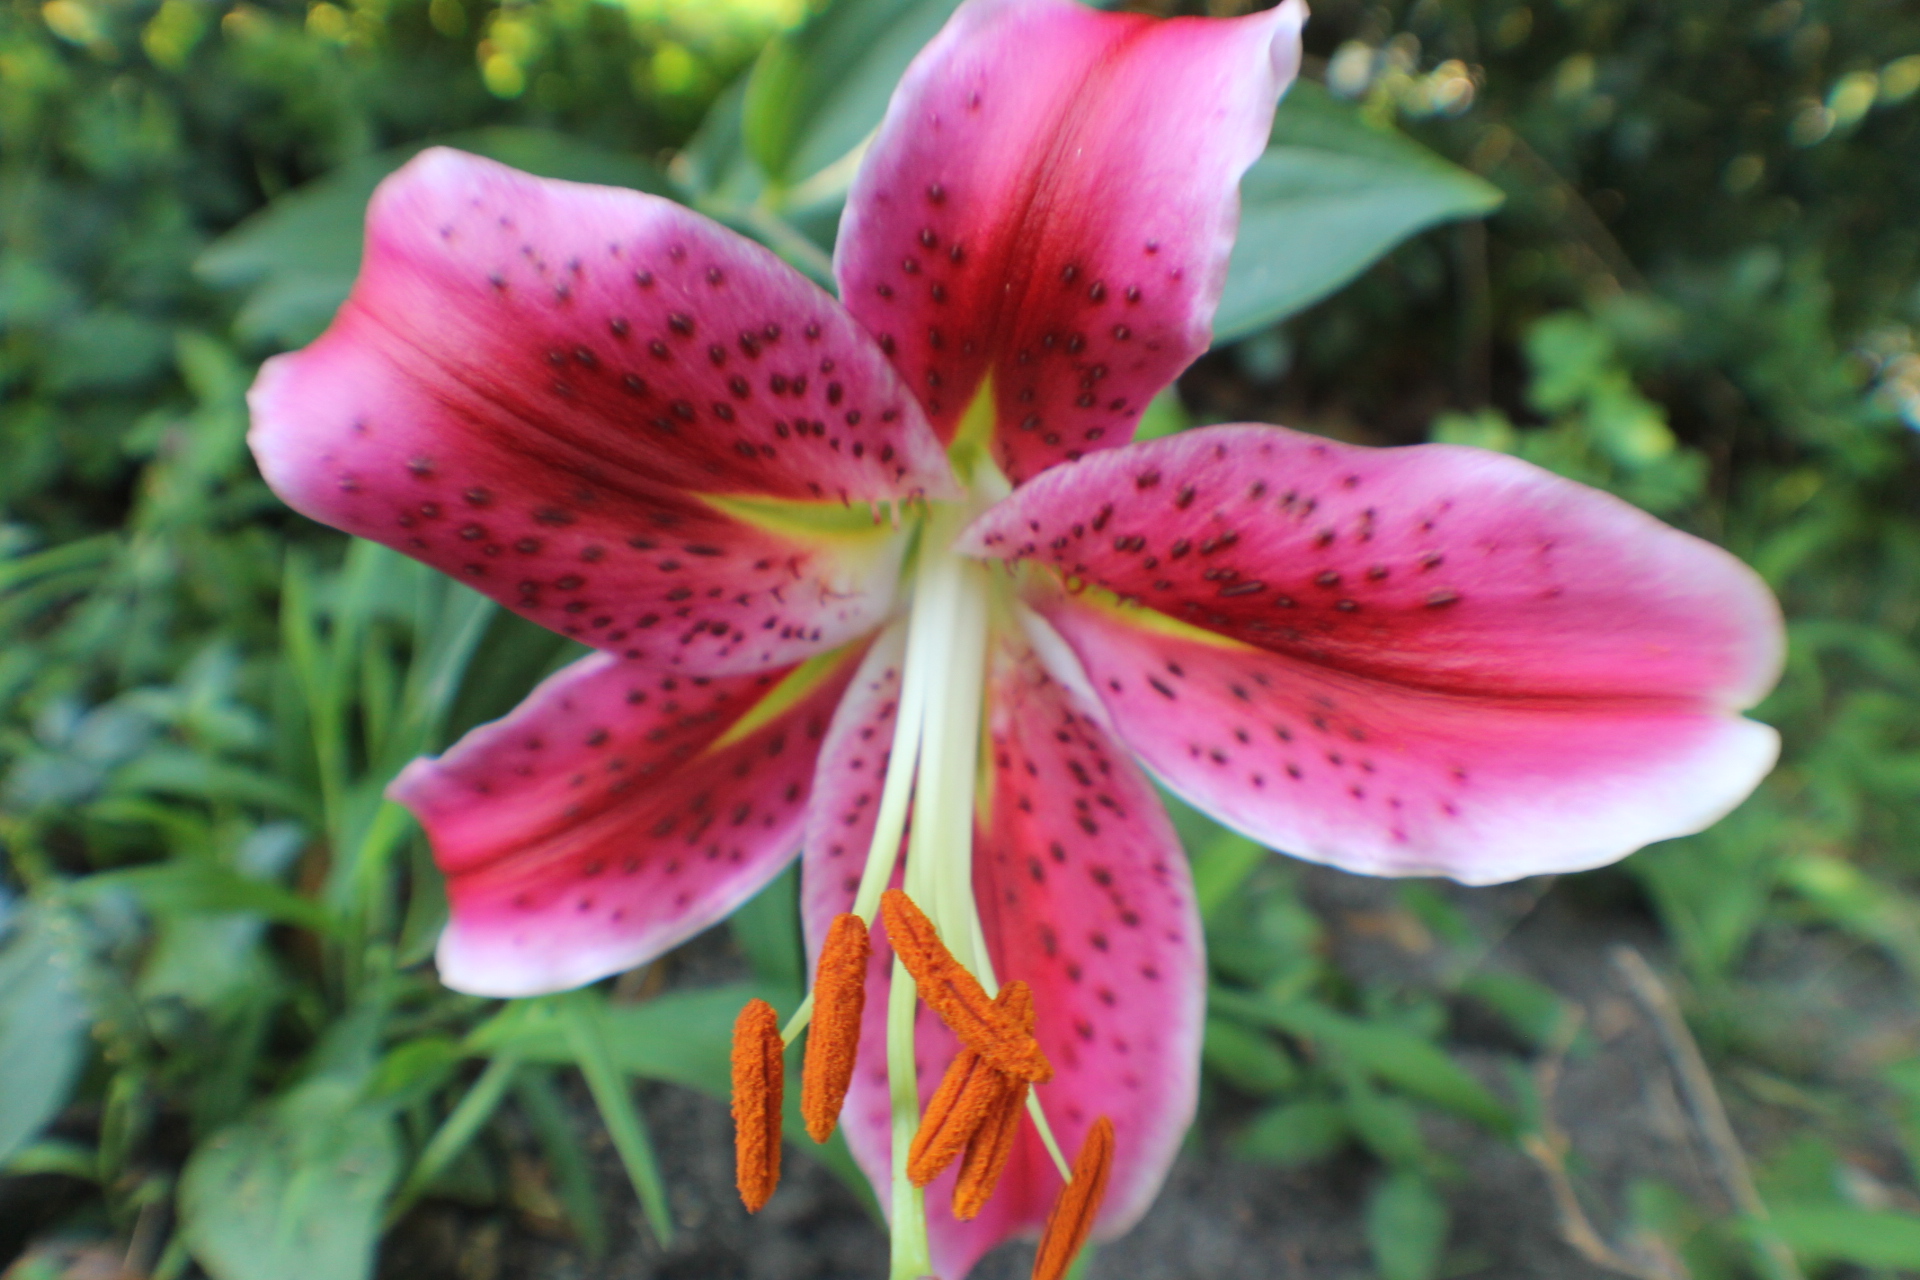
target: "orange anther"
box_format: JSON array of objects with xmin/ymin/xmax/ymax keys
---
[
  {"xmin": 909, "ymin": 1047, "xmax": 997, "ymax": 1185},
  {"xmin": 881, "ymin": 890, "xmax": 1052, "ymax": 1083},
  {"xmin": 1030, "ymin": 1116, "xmax": 1115, "ymax": 1280},
  {"xmin": 801, "ymin": 912, "xmax": 871, "ymax": 1143},
  {"xmin": 952, "ymin": 1072, "xmax": 1027, "ymax": 1220},
  {"xmin": 911, "ymin": 982, "xmax": 1037, "ymax": 1192},
  {"xmin": 730, "ymin": 997, "xmax": 784, "ymax": 1212},
  {"xmin": 996, "ymin": 979, "xmax": 1037, "ymax": 1036},
  {"xmin": 952, "ymin": 982, "xmax": 1034, "ymax": 1217}
]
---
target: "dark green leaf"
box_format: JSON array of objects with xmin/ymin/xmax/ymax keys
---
[
  {"xmin": 197, "ymin": 129, "xmax": 669, "ymax": 349},
  {"xmin": 741, "ymin": 0, "xmax": 963, "ymax": 185},
  {"xmin": 110, "ymin": 748, "xmax": 318, "ymax": 820},
  {"xmin": 1764, "ymin": 1206, "xmax": 1920, "ymax": 1268},
  {"xmin": 1340, "ymin": 1074, "xmax": 1432, "ymax": 1169},
  {"xmin": 77, "ymin": 863, "xmax": 338, "ymax": 938},
  {"xmin": 0, "ymin": 916, "xmax": 92, "ymax": 1165},
  {"xmin": 731, "ymin": 864, "xmax": 805, "ymax": 999},
  {"xmin": 387, "ymin": 1054, "xmax": 518, "ymax": 1222},
  {"xmin": 672, "ymin": 78, "xmax": 763, "ymax": 209},
  {"xmin": 367, "ymin": 1036, "xmax": 465, "ymax": 1108},
  {"xmin": 1214, "ymin": 83, "xmax": 1502, "ymax": 343}
]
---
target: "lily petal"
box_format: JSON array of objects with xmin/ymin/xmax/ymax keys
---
[
  {"xmin": 799, "ymin": 620, "xmax": 910, "ymax": 931},
  {"xmin": 961, "ymin": 425, "xmax": 1784, "ymax": 883},
  {"xmin": 250, "ymin": 148, "xmax": 954, "ymax": 674},
  {"xmin": 799, "ymin": 627, "xmax": 1201, "ymax": 1277},
  {"xmin": 394, "ymin": 644, "xmax": 863, "ymax": 996},
  {"xmin": 837, "ymin": 0, "xmax": 1304, "ymax": 480}
]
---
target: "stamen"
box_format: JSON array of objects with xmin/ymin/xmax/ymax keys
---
[
  {"xmin": 952, "ymin": 983, "xmax": 1036, "ymax": 1220},
  {"xmin": 881, "ymin": 889, "xmax": 1052, "ymax": 1083},
  {"xmin": 953, "ymin": 1074, "xmax": 1027, "ymax": 1220},
  {"xmin": 730, "ymin": 998, "xmax": 784, "ymax": 1212},
  {"xmin": 1030, "ymin": 1116, "xmax": 1115, "ymax": 1280},
  {"xmin": 907, "ymin": 1046, "xmax": 997, "ymax": 1186},
  {"xmin": 907, "ymin": 982, "xmax": 1034, "ymax": 1186},
  {"xmin": 801, "ymin": 912, "xmax": 871, "ymax": 1142}
]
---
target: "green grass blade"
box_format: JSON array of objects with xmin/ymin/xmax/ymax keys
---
[
  {"xmin": 558, "ymin": 993, "xmax": 674, "ymax": 1245},
  {"xmin": 515, "ymin": 1070, "xmax": 609, "ymax": 1258},
  {"xmin": 385, "ymin": 1053, "xmax": 520, "ymax": 1225}
]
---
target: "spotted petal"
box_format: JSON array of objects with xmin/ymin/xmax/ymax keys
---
[
  {"xmin": 394, "ymin": 644, "xmax": 862, "ymax": 996},
  {"xmin": 836, "ymin": 0, "xmax": 1304, "ymax": 481},
  {"xmin": 961, "ymin": 425, "xmax": 1785, "ymax": 883},
  {"xmin": 800, "ymin": 626, "xmax": 1201, "ymax": 1277},
  {"xmin": 250, "ymin": 148, "xmax": 954, "ymax": 675}
]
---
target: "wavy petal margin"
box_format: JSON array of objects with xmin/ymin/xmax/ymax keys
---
[
  {"xmin": 251, "ymin": 149, "xmax": 953, "ymax": 674},
  {"xmin": 837, "ymin": 0, "xmax": 1304, "ymax": 480},
  {"xmin": 964, "ymin": 425, "xmax": 1785, "ymax": 882},
  {"xmin": 395, "ymin": 644, "xmax": 862, "ymax": 995}
]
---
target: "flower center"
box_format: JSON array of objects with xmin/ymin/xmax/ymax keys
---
[{"xmin": 739, "ymin": 395, "xmax": 1096, "ymax": 1275}]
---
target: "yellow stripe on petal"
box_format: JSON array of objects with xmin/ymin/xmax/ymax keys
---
[
  {"xmin": 701, "ymin": 491, "xmax": 914, "ymax": 541},
  {"xmin": 709, "ymin": 638, "xmax": 867, "ymax": 751}
]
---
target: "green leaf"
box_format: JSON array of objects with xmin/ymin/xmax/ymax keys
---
[
  {"xmin": 731, "ymin": 864, "xmax": 805, "ymax": 999},
  {"xmin": 0, "ymin": 915, "xmax": 92, "ymax": 1166},
  {"xmin": 741, "ymin": 0, "xmax": 964, "ymax": 186},
  {"xmin": 386, "ymin": 1054, "xmax": 519, "ymax": 1223},
  {"xmin": 559, "ymin": 993, "xmax": 674, "ymax": 1245},
  {"xmin": 136, "ymin": 913, "xmax": 276, "ymax": 1011},
  {"xmin": 396, "ymin": 841, "xmax": 450, "ymax": 968},
  {"xmin": 197, "ymin": 128, "xmax": 669, "ymax": 349},
  {"xmin": 1764, "ymin": 1206, "xmax": 1920, "ymax": 1268},
  {"xmin": 1366, "ymin": 1171, "xmax": 1451, "ymax": 1280},
  {"xmin": 4, "ymin": 1138, "xmax": 98, "ymax": 1180},
  {"xmin": 1779, "ymin": 853, "xmax": 1920, "ymax": 983},
  {"xmin": 76, "ymin": 863, "xmax": 339, "ymax": 938},
  {"xmin": 1340, "ymin": 1073, "xmax": 1432, "ymax": 1169},
  {"xmin": 1458, "ymin": 972, "xmax": 1577, "ymax": 1051},
  {"xmin": 515, "ymin": 1070, "xmax": 609, "ymax": 1257},
  {"xmin": 366, "ymin": 1036, "xmax": 465, "ymax": 1109},
  {"xmin": 1188, "ymin": 829, "xmax": 1268, "ymax": 923},
  {"xmin": 1213, "ymin": 82, "xmax": 1502, "ymax": 344},
  {"xmin": 1234, "ymin": 1099, "xmax": 1347, "ymax": 1167},
  {"xmin": 468, "ymin": 984, "xmax": 778, "ymax": 1095},
  {"xmin": 1202, "ymin": 1015, "xmax": 1297, "ymax": 1095},
  {"xmin": 1210, "ymin": 988, "xmax": 1513, "ymax": 1133},
  {"xmin": 1130, "ymin": 386, "xmax": 1194, "ymax": 443},
  {"xmin": 111, "ymin": 748, "xmax": 318, "ymax": 820},
  {"xmin": 179, "ymin": 1079, "xmax": 401, "ymax": 1280},
  {"xmin": 673, "ymin": 77, "xmax": 763, "ymax": 209},
  {"xmin": 468, "ymin": 986, "xmax": 880, "ymax": 1217}
]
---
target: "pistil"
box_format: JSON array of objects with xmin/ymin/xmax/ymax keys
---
[{"xmin": 731, "ymin": 441, "xmax": 1079, "ymax": 1258}]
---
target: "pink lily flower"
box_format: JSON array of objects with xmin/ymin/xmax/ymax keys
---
[{"xmin": 246, "ymin": 0, "xmax": 1783, "ymax": 1273}]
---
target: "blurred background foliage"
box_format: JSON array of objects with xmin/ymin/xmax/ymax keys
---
[{"xmin": 1, "ymin": 0, "xmax": 1918, "ymax": 1277}]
